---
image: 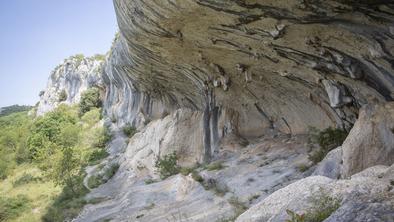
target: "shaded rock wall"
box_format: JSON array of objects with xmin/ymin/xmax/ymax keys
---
[{"xmin": 107, "ymin": 0, "xmax": 394, "ymax": 140}]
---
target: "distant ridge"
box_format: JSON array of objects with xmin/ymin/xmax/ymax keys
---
[{"xmin": 0, "ymin": 105, "xmax": 32, "ymax": 117}]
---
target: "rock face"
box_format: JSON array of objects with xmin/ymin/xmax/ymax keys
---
[
  {"xmin": 38, "ymin": 1, "xmax": 394, "ymax": 221},
  {"xmin": 236, "ymin": 165, "xmax": 394, "ymax": 222},
  {"xmin": 37, "ymin": 55, "xmax": 104, "ymax": 115},
  {"xmin": 108, "ymin": 0, "xmax": 393, "ymax": 138},
  {"xmin": 342, "ymin": 102, "xmax": 394, "ymax": 177}
]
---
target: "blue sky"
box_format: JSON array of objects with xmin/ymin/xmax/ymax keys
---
[{"xmin": 0, "ymin": 0, "xmax": 118, "ymax": 107}]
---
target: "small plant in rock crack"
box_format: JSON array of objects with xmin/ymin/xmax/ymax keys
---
[
  {"xmin": 58, "ymin": 90, "xmax": 68, "ymax": 102},
  {"xmin": 285, "ymin": 209, "xmax": 305, "ymax": 222},
  {"xmin": 228, "ymin": 196, "xmax": 248, "ymax": 219},
  {"xmin": 155, "ymin": 152, "xmax": 180, "ymax": 179},
  {"xmin": 285, "ymin": 189, "xmax": 341, "ymax": 222},
  {"xmin": 87, "ymin": 163, "xmax": 119, "ymax": 189},
  {"xmin": 122, "ymin": 124, "xmax": 137, "ymax": 137},
  {"xmin": 203, "ymin": 161, "xmax": 225, "ymax": 171}
]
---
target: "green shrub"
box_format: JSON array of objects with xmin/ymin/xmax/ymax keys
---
[
  {"xmin": 94, "ymin": 126, "xmax": 112, "ymax": 149},
  {"xmin": 104, "ymin": 163, "xmax": 119, "ymax": 179},
  {"xmin": 13, "ymin": 173, "xmax": 42, "ymax": 187},
  {"xmin": 123, "ymin": 124, "xmax": 137, "ymax": 137},
  {"xmin": 0, "ymin": 195, "xmax": 30, "ymax": 222},
  {"xmin": 92, "ymin": 54, "xmax": 106, "ymax": 61},
  {"xmin": 88, "ymin": 148, "xmax": 109, "ymax": 165},
  {"xmin": 58, "ymin": 90, "xmax": 68, "ymax": 102},
  {"xmin": 155, "ymin": 152, "xmax": 179, "ymax": 179},
  {"xmin": 69, "ymin": 54, "xmax": 85, "ymax": 67},
  {"xmin": 0, "ymin": 150, "xmax": 15, "ymax": 180},
  {"xmin": 191, "ymin": 171, "xmax": 204, "ymax": 183},
  {"xmin": 79, "ymin": 88, "xmax": 102, "ymax": 116},
  {"xmin": 308, "ymin": 127, "xmax": 348, "ymax": 164},
  {"xmin": 87, "ymin": 163, "xmax": 119, "ymax": 189},
  {"xmin": 87, "ymin": 175, "xmax": 101, "ymax": 189}
]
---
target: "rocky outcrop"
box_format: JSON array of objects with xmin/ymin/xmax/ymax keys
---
[
  {"xmin": 342, "ymin": 102, "xmax": 394, "ymax": 177},
  {"xmin": 236, "ymin": 165, "xmax": 394, "ymax": 222},
  {"xmin": 37, "ymin": 55, "xmax": 104, "ymax": 115}
]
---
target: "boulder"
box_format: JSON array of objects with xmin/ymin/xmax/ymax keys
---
[
  {"xmin": 236, "ymin": 164, "xmax": 394, "ymax": 222},
  {"xmin": 342, "ymin": 102, "xmax": 394, "ymax": 177},
  {"xmin": 313, "ymin": 147, "xmax": 342, "ymax": 179}
]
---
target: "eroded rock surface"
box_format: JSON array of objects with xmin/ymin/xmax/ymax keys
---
[
  {"xmin": 108, "ymin": 0, "xmax": 394, "ymax": 136},
  {"xmin": 236, "ymin": 165, "xmax": 394, "ymax": 222},
  {"xmin": 75, "ymin": 120, "xmax": 311, "ymax": 222},
  {"xmin": 342, "ymin": 102, "xmax": 394, "ymax": 177}
]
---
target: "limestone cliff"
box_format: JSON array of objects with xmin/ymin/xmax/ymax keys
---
[
  {"xmin": 38, "ymin": 1, "xmax": 394, "ymax": 221},
  {"xmin": 99, "ymin": 0, "xmax": 394, "ymax": 167},
  {"xmin": 37, "ymin": 55, "xmax": 104, "ymax": 115}
]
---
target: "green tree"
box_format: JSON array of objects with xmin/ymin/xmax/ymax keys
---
[
  {"xmin": 27, "ymin": 105, "xmax": 77, "ymax": 160},
  {"xmin": 79, "ymin": 88, "xmax": 102, "ymax": 116},
  {"xmin": 49, "ymin": 147, "xmax": 83, "ymax": 195}
]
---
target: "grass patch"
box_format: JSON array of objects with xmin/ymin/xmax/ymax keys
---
[
  {"xmin": 0, "ymin": 195, "xmax": 30, "ymax": 222},
  {"xmin": 204, "ymin": 161, "xmax": 225, "ymax": 171},
  {"xmin": 0, "ymin": 164, "xmax": 61, "ymax": 222},
  {"xmin": 297, "ymin": 164, "xmax": 310, "ymax": 172},
  {"xmin": 42, "ymin": 185, "xmax": 88, "ymax": 222},
  {"xmin": 13, "ymin": 173, "xmax": 42, "ymax": 187},
  {"xmin": 285, "ymin": 209, "xmax": 305, "ymax": 222},
  {"xmin": 144, "ymin": 179, "xmax": 158, "ymax": 185}
]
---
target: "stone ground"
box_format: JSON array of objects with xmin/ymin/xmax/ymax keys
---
[{"xmin": 75, "ymin": 130, "xmax": 312, "ymax": 222}]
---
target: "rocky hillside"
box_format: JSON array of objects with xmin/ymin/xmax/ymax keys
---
[
  {"xmin": 37, "ymin": 54, "xmax": 104, "ymax": 116},
  {"xmin": 34, "ymin": 0, "xmax": 394, "ymax": 221}
]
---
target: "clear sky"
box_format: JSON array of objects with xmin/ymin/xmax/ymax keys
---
[{"xmin": 0, "ymin": 0, "xmax": 118, "ymax": 107}]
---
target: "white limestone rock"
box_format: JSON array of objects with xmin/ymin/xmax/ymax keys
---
[{"xmin": 37, "ymin": 55, "xmax": 104, "ymax": 115}]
